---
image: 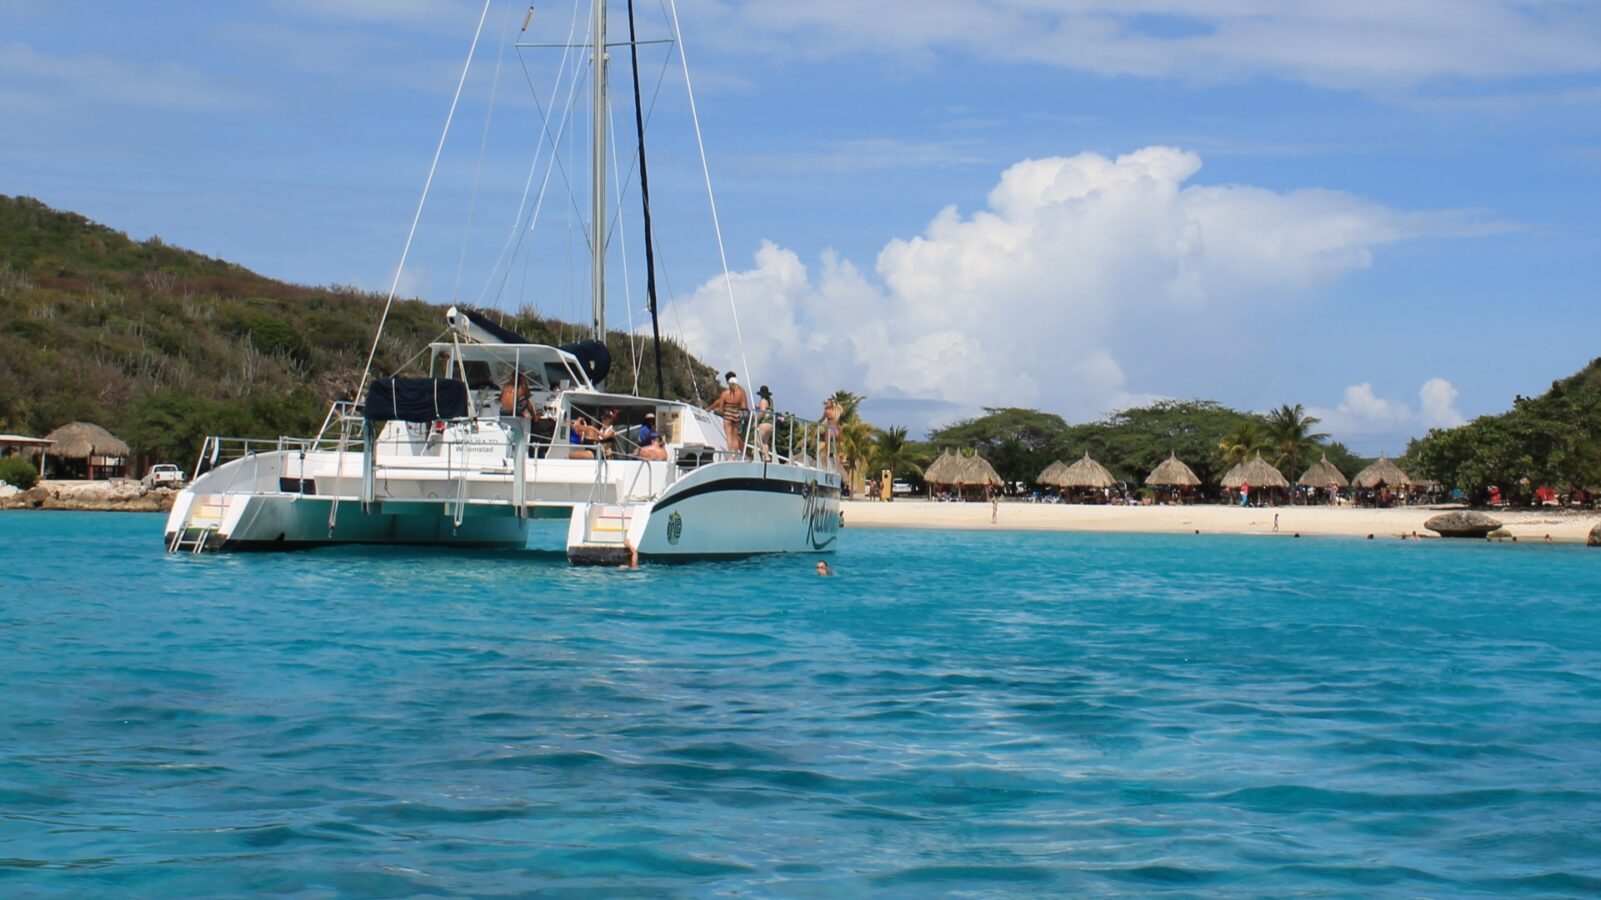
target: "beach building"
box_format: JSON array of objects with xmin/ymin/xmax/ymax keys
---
[
  {"xmin": 41, "ymin": 422, "xmax": 130, "ymax": 480},
  {"xmin": 0, "ymin": 434, "xmax": 52, "ymax": 465},
  {"xmin": 1220, "ymin": 451, "xmax": 1290, "ymax": 506},
  {"xmin": 1146, "ymin": 452, "xmax": 1202, "ymax": 503},
  {"xmin": 1040, "ymin": 452, "xmax": 1117, "ymax": 503}
]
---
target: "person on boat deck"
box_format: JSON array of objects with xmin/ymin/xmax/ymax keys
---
[
  {"xmin": 637, "ymin": 412, "xmax": 668, "ymax": 461},
  {"xmin": 500, "ymin": 378, "xmax": 534, "ymax": 419},
  {"xmin": 819, "ymin": 397, "xmax": 843, "ymax": 460},
  {"xmin": 528, "ymin": 404, "xmax": 556, "ymax": 457},
  {"xmin": 709, "ymin": 371, "xmax": 748, "ymax": 454},
  {"xmin": 755, "ymin": 385, "xmax": 775, "ymax": 461},
  {"xmin": 568, "ymin": 414, "xmax": 599, "ymax": 460},
  {"xmin": 595, "ymin": 409, "xmax": 621, "ymax": 457}
]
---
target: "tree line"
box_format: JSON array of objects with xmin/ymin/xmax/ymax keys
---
[{"xmin": 827, "ymin": 396, "xmax": 1368, "ymax": 497}]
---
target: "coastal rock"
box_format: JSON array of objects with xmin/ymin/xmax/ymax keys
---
[
  {"xmin": 1590, "ymin": 523, "xmax": 1601, "ymax": 547},
  {"xmin": 1425, "ymin": 510, "xmax": 1503, "ymax": 538},
  {"xmin": 0, "ymin": 483, "xmax": 18, "ymax": 499}
]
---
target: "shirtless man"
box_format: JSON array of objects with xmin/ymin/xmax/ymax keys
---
[
  {"xmin": 709, "ymin": 371, "xmax": 748, "ymax": 453},
  {"xmin": 819, "ymin": 397, "xmax": 843, "ymax": 461}
]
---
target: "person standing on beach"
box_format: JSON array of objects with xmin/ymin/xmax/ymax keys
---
[
  {"xmin": 1241, "ymin": 481, "xmax": 1251, "ymax": 508},
  {"xmin": 991, "ymin": 494, "xmax": 999, "ymax": 524}
]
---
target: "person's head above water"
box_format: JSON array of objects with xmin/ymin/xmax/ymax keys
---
[{"xmin": 815, "ymin": 561, "xmax": 833, "ymax": 576}]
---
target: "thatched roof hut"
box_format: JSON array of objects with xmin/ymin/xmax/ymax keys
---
[
  {"xmin": 1298, "ymin": 455, "xmax": 1349, "ymax": 489},
  {"xmin": 1146, "ymin": 452, "xmax": 1201, "ymax": 488},
  {"xmin": 1042, "ymin": 452, "xmax": 1116, "ymax": 489},
  {"xmin": 1352, "ymin": 456, "xmax": 1413, "ymax": 489},
  {"xmin": 924, "ymin": 449, "xmax": 960, "ymax": 485},
  {"xmin": 952, "ymin": 452, "xmax": 1003, "ymax": 487},
  {"xmin": 42, "ymin": 421, "xmax": 131, "ymax": 479},
  {"xmin": 43, "ymin": 422, "xmax": 129, "ymax": 461},
  {"xmin": 1219, "ymin": 451, "xmax": 1289, "ymax": 489}
]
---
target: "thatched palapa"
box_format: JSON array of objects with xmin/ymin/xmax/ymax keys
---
[
  {"xmin": 42, "ymin": 421, "xmax": 131, "ymax": 480},
  {"xmin": 1352, "ymin": 456, "xmax": 1413, "ymax": 489},
  {"xmin": 1219, "ymin": 451, "xmax": 1289, "ymax": 489},
  {"xmin": 1298, "ymin": 455, "xmax": 1349, "ymax": 489},
  {"xmin": 952, "ymin": 452, "xmax": 1003, "ymax": 487},
  {"xmin": 1146, "ymin": 452, "xmax": 1201, "ymax": 488},
  {"xmin": 43, "ymin": 422, "xmax": 130, "ymax": 460},
  {"xmin": 1041, "ymin": 452, "xmax": 1116, "ymax": 489},
  {"xmin": 923, "ymin": 449, "xmax": 959, "ymax": 485},
  {"xmin": 1036, "ymin": 459, "xmax": 1071, "ymax": 486}
]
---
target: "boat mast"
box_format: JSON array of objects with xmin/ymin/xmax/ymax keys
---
[
  {"xmin": 626, "ymin": 0, "xmax": 665, "ymax": 396},
  {"xmin": 590, "ymin": 0, "xmax": 607, "ymax": 341}
]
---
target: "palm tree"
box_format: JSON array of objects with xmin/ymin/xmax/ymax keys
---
[
  {"xmin": 870, "ymin": 426, "xmax": 927, "ymax": 481},
  {"xmin": 838, "ymin": 418, "xmax": 875, "ymax": 490},
  {"xmin": 822, "ymin": 389, "xmax": 871, "ymax": 492},
  {"xmin": 1216, "ymin": 421, "xmax": 1263, "ymax": 467},
  {"xmin": 1264, "ymin": 403, "xmax": 1328, "ymax": 475}
]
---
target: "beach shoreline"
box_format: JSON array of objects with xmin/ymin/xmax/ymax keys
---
[{"xmin": 842, "ymin": 499, "xmax": 1601, "ymax": 544}]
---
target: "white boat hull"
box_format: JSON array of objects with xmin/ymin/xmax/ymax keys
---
[{"xmin": 164, "ymin": 451, "xmax": 838, "ymax": 561}]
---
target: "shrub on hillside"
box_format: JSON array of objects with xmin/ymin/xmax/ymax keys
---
[{"xmin": 0, "ymin": 457, "xmax": 40, "ymax": 490}]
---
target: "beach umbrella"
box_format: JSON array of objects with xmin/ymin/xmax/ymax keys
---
[
  {"xmin": 1297, "ymin": 455, "xmax": 1349, "ymax": 489},
  {"xmin": 1351, "ymin": 455, "xmax": 1413, "ymax": 489},
  {"xmin": 1146, "ymin": 452, "xmax": 1201, "ymax": 488},
  {"xmin": 1219, "ymin": 451, "xmax": 1289, "ymax": 489},
  {"xmin": 1044, "ymin": 451, "xmax": 1116, "ymax": 489}
]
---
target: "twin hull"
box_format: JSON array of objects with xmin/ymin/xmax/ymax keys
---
[{"xmin": 163, "ymin": 450, "xmax": 840, "ymax": 560}]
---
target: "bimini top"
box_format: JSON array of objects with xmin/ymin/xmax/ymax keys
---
[{"xmin": 428, "ymin": 342, "xmax": 594, "ymax": 393}]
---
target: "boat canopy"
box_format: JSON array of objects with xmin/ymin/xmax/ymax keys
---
[{"xmin": 428, "ymin": 342, "xmax": 593, "ymax": 393}]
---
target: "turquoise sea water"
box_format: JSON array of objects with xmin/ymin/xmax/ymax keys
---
[{"xmin": 3, "ymin": 511, "xmax": 1601, "ymax": 896}]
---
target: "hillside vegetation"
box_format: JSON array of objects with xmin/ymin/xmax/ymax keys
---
[
  {"xmin": 1409, "ymin": 358, "xmax": 1601, "ymax": 501},
  {"xmin": 0, "ymin": 196, "xmax": 722, "ymax": 465}
]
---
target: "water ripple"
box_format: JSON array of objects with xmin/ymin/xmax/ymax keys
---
[{"xmin": 3, "ymin": 512, "xmax": 1601, "ymax": 895}]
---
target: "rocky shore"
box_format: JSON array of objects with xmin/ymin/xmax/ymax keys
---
[{"xmin": 0, "ymin": 480, "xmax": 176, "ymax": 513}]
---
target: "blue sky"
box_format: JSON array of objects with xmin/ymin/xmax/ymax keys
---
[{"xmin": 6, "ymin": 0, "xmax": 1601, "ymax": 452}]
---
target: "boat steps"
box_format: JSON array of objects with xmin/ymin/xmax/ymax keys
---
[
  {"xmin": 567, "ymin": 503, "xmax": 642, "ymax": 565},
  {"xmin": 166, "ymin": 495, "xmax": 226, "ymax": 554}
]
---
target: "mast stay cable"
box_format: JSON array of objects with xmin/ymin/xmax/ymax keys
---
[
  {"xmin": 354, "ymin": 0, "xmax": 494, "ymax": 407},
  {"xmin": 667, "ymin": 0, "xmax": 752, "ymax": 395}
]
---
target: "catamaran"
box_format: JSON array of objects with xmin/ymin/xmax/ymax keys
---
[{"xmin": 162, "ymin": 0, "xmax": 841, "ymax": 562}]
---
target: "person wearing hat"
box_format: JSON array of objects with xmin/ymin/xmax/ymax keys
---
[
  {"xmin": 754, "ymin": 385, "xmax": 775, "ymax": 461},
  {"xmin": 637, "ymin": 411, "xmax": 668, "ymax": 461},
  {"xmin": 708, "ymin": 370, "xmax": 748, "ymax": 454}
]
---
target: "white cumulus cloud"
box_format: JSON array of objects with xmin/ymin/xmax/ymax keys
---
[
  {"xmin": 670, "ymin": 146, "xmax": 1482, "ymax": 434},
  {"xmin": 1309, "ymin": 377, "xmax": 1466, "ymax": 452},
  {"xmin": 1418, "ymin": 376, "xmax": 1466, "ymax": 428}
]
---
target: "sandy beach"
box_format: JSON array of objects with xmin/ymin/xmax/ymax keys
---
[{"xmin": 843, "ymin": 499, "xmax": 1601, "ymax": 544}]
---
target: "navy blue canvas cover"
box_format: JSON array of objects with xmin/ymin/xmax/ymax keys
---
[
  {"xmin": 365, "ymin": 378, "xmax": 470, "ymax": 422},
  {"xmin": 558, "ymin": 339, "xmax": 613, "ymax": 384}
]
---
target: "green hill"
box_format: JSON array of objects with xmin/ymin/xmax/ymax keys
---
[
  {"xmin": 1409, "ymin": 357, "xmax": 1601, "ymax": 501},
  {"xmin": 0, "ymin": 195, "xmax": 722, "ymax": 465}
]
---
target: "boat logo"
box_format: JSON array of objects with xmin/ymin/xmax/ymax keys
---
[{"xmin": 666, "ymin": 511, "xmax": 683, "ymax": 545}]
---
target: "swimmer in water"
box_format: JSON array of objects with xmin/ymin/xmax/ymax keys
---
[{"xmin": 815, "ymin": 561, "xmax": 834, "ymax": 576}]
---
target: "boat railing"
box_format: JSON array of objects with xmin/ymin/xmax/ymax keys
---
[
  {"xmin": 742, "ymin": 410, "xmax": 839, "ymax": 473},
  {"xmin": 190, "ymin": 433, "xmax": 366, "ymax": 482}
]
